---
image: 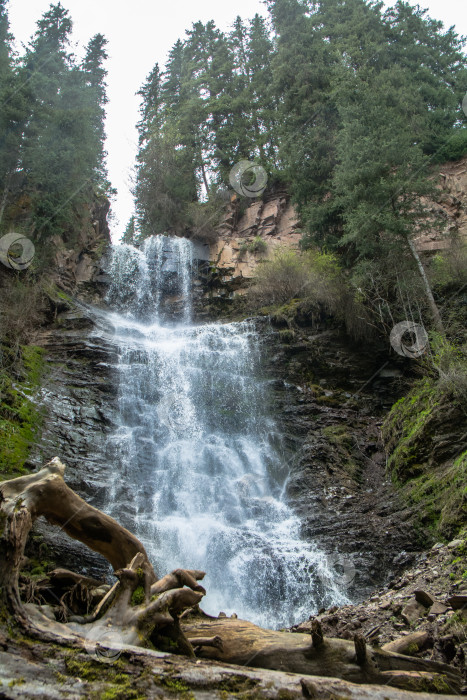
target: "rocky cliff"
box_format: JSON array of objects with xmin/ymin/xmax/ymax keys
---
[{"xmin": 207, "ymin": 157, "xmax": 467, "ymax": 292}]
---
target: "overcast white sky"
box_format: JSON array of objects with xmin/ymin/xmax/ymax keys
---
[{"xmin": 7, "ymin": 0, "xmax": 467, "ymax": 240}]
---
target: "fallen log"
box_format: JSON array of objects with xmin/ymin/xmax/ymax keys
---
[{"xmin": 181, "ymin": 613, "xmax": 461, "ymax": 693}]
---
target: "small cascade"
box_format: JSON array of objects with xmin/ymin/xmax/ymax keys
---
[
  {"xmin": 105, "ymin": 235, "xmax": 194, "ymax": 323},
  {"xmin": 101, "ymin": 235, "xmax": 348, "ymax": 628}
]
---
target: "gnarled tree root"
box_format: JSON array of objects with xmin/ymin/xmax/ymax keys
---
[{"xmin": 0, "ymin": 458, "xmax": 204, "ymax": 653}]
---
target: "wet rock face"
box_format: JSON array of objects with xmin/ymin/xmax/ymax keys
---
[
  {"xmin": 30, "ymin": 295, "xmax": 421, "ymax": 594},
  {"xmin": 31, "ymin": 304, "xmax": 119, "ymax": 579},
  {"xmin": 260, "ymin": 323, "xmax": 421, "ymax": 601}
]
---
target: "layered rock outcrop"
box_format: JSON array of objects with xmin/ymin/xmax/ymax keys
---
[{"xmin": 206, "ymin": 157, "xmax": 467, "ymax": 291}]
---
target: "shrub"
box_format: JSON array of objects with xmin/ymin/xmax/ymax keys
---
[
  {"xmin": 248, "ymin": 247, "xmax": 348, "ymax": 315},
  {"xmin": 239, "ymin": 236, "xmax": 268, "ymax": 256},
  {"xmin": 425, "ymin": 332, "xmax": 467, "ymax": 405},
  {"xmin": 429, "ymin": 244, "xmax": 467, "ymax": 289},
  {"xmin": 435, "ymin": 129, "xmax": 467, "ymax": 162}
]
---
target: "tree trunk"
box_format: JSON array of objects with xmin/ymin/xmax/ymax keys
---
[
  {"xmin": 0, "ymin": 458, "xmax": 204, "ymax": 651},
  {"xmin": 407, "ymin": 236, "xmax": 444, "ymax": 334},
  {"xmin": 181, "ymin": 613, "xmax": 461, "ymax": 693}
]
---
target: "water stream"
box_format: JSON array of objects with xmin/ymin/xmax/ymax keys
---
[{"xmin": 101, "ymin": 235, "xmax": 348, "ymax": 628}]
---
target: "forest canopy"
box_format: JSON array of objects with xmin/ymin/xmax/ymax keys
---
[
  {"xmin": 0, "ymin": 1, "xmax": 110, "ymax": 251},
  {"xmin": 132, "ymin": 0, "xmax": 467, "ymax": 246}
]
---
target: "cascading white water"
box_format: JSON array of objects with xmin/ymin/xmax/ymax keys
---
[{"xmin": 102, "ymin": 235, "xmax": 348, "ymax": 628}]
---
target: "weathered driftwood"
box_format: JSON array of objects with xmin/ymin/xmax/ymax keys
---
[
  {"xmin": 0, "ymin": 458, "xmax": 462, "ymax": 694},
  {"xmin": 0, "ymin": 643, "xmax": 462, "ymax": 700},
  {"xmin": 0, "ymin": 458, "xmax": 204, "ymax": 652},
  {"xmin": 181, "ymin": 610, "xmax": 461, "ymax": 692}
]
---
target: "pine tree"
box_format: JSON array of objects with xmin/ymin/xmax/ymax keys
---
[
  {"xmin": 384, "ymin": 0, "xmax": 467, "ymax": 157},
  {"xmin": 82, "ymin": 33, "xmax": 109, "ymax": 185},
  {"xmin": 0, "ymin": 0, "xmax": 30, "ymax": 226},
  {"xmin": 19, "ymin": 4, "xmax": 110, "ymax": 241},
  {"xmin": 135, "ymin": 62, "xmax": 197, "ymax": 236},
  {"xmin": 269, "ymin": 0, "xmax": 342, "ymax": 242},
  {"xmin": 122, "ymin": 215, "xmax": 136, "ymax": 244}
]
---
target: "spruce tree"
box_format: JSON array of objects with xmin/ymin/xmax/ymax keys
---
[
  {"xmin": 0, "ymin": 0, "xmax": 30, "ymax": 227},
  {"xmin": 82, "ymin": 33, "xmax": 109, "ymax": 186}
]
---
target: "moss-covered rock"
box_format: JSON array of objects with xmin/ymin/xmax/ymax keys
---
[
  {"xmin": 382, "ymin": 376, "xmax": 467, "ymax": 539},
  {"xmin": 0, "ymin": 344, "xmax": 46, "ymax": 478}
]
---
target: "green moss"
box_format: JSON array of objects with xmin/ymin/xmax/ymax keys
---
[
  {"xmin": 64, "ymin": 653, "xmax": 146, "ymax": 699},
  {"xmin": 131, "ymin": 585, "xmax": 145, "ymax": 606},
  {"xmin": 216, "ymin": 674, "xmax": 258, "ymax": 694},
  {"xmin": 160, "ymin": 677, "xmax": 190, "ymax": 692},
  {"xmin": 89, "ymin": 680, "xmax": 146, "ymax": 700},
  {"xmin": 383, "ymin": 372, "xmax": 467, "ymax": 539},
  {"xmin": 0, "ymin": 344, "xmax": 46, "ymax": 476},
  {"xmin": 64, "ymin": 655, "xmax": 103, "ymax": 681},
  {"xmin": 152, "ymin": 674, "xmax": 194, "ymax": 699}
]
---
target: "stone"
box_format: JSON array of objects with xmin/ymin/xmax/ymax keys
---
[
  {"xmin": 414, "ymin": 590, "xmax": 436, "ymax": 608},
  {"xmin": 429, "ymin": 601, "xmax": 448, "ymax": 615},
  {"xmin": 382, "ymin": 630, "xmax": 431, "ymax": 656},
  {"xmin": 447, "ymin": 539, "xmax": 464, "ymax": 549},
  {"xmin": 447, "ymin": 595, "xmax": 467, "ymax": 610},
  {"xmin": 401, "ymin": 600, "xmax": 426, "ymax": 624}
]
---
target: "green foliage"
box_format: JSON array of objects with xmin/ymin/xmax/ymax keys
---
[
  {"xmin": 134, "ymin": 14, "xmax": 277, "ymax": 238},
  {"xmin": 239, "ymin": 236, "xmax": 268, "ymax": 255},
  {"xmin": 248, "ymin": 247, "xmax": 358, "ymax": 330},
  {"xmin": 0, "ymin": 3, "xmax": 110, "ymax": 251},
  {"xmin": 435, "ymin": 128, "xmax": 467, "ymax": 162},
  {"xmin": 429, "ymin": 245, "xmax": 467, "ymax": 290},
  {"xmin": 132, "ymin": 0, "xmax": 466, "ymax": 341},
  {"xmin": 121, "ymin": 215, "xmax": 137, "ymax": 244},
  {"xmin": 269, "ymin": 0, "xmax": 466, "ymax": 335},
  {"xmin": 425, "ymin": 332, "xmax": 467, "ymax": 402}
]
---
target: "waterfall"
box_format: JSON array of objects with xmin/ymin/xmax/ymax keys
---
[{"xmin": 102, "ymin": 235, "xmax": 348, "ymax": 628}]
